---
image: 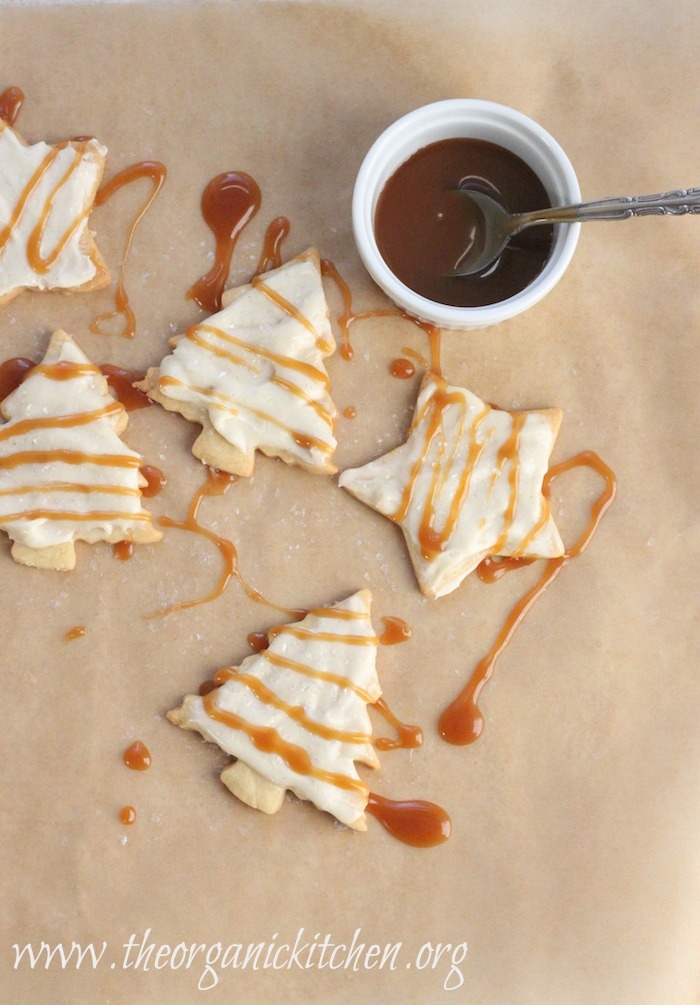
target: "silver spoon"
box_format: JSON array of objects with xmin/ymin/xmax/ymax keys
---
[{"xmin": 452, "ymin": 187, "xmax": 700, "ymax": 277}]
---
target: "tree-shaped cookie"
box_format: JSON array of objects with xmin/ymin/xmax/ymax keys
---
[
  {"xmin": 0, "ymin": 330, "xmax": 162, "ymax": 570},
  {"xmin": 339, "ymin": 373, "xmax": 565, "ymax": 598},
  {"xmin": 137, "ymin": 248, "xmax": 338, "ymax": 475},
  {"xmin": 168, "ymin": 590, "xmax": 382, "ymax": 830},
  {"xmin": 0, "ymin": 118, "xmax": 109, "ymax": 307}
]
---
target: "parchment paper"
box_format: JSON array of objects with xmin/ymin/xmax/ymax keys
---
[{"xmin": 1, "ymin": 2, "xmax": 698, "ymax": 1003}]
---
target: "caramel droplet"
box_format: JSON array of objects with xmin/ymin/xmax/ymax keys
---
[
  {"xmin": 139, "ymin": 464, "xmax": 167, "ymax": 498},
  {"xmin": 114, "ymin": 541, "xmax": 134, "ymax": 561},
  {"xmin": 123, "ymin": 741, "xmax": 151, "ymax": 771},
  {"xmin": 247, "ymin": 631, "xmax": 270, "ymax": 653},
  {"xmin": 366, "ymin": 792, "xmax": 451, "ymax": 847},
  {"xmin": 64, "ymin": 625, "xmax": 86, "ymax": 642},
  {"xmin": 119, "ymin": 806, "xmax": 137, "ymax": 825},
  {"xmin": 379, "ymin": 616, "xmax": 412, "ymax": 646},
  {"xmin": 389, "ymin": 358, "xmax": 416, "ymax": 379}
]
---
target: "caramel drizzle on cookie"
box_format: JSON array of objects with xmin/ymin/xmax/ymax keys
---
[
  {"xmin": 213, "ymin": 666, "xmax": 373, "ymax": 745},
  {"xmin": 159, "ymin": 310, "xmax": 335, "ymax": 453},
  {"xmin": 202, "ymin": 689, "xmax": 369, "ymax": 796},
  {"xmin": 388, "ymin": 379, "xmax": 539, "ymax": 563},
  {"xmin": 0, "ymin": 375, "xmax": 155, "ymax": 528},
  {"xmin": 0, "ymin": 137, "xmax": 95, "ymax": 271}
]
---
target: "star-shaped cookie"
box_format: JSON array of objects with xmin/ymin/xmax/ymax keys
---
[
  {"xmin": 339, "ymin": 373, "xmax": 565, "ymax": 599},
  {"xmin": 168, "ymin": 590, "xmax": 382, "ymax": 830},
  {"xmin": 0, "ymin": 119, "xmax": 110, "ymax": 307},
  {"xmin": 137, "ymin": 248, "xmax": 338, "ymax": 475},
  {"xmin": 0, "ymin": 330, "xmax": 161, "ymax": 570}
]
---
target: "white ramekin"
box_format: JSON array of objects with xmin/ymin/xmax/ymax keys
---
[{"xmin": 352, "ymin": 99, "xmax": 581, "ymax": 330}]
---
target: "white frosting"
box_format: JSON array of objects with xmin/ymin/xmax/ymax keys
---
[
  {"xmin": 0, "ymin": 123, "xmax": 106, "ymax": 299},
  {"xmin": 0, "ymin": 332, "xmax": 158, "ymax": 550},
  {"xmin": 156, "ymin": 251, "xmax": 338, "ymax": 471},
  {"xmin": 176, "ymin": 590, "xmax": 381, "ymax": 828},
  {"xmin": 339, "ymin": 374, "xmax": 564, "ymax": 598}
]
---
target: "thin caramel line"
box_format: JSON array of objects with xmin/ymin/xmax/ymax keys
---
[
  {"xmin": 267, "ymin": 625, "xmax": 379, "ymax": 646},
  {"xmin": 26, "ymin": 141, "xmax": 92, "ymax": 274},
  {"xmin": 215, "ymin": 669, "xmax": 371, "ymax": 744},
  {"xmin": 269, "ymin": 375, "xmax": 333, "ymax": 425},
  {"xmin": 491, "ymin": 413, "xmax": 526, "ymax": 554},
  {"xmin": 0, "ymin": 482, "xmax": 139, "ymax": 499},
  {"xmin": 439, "ymin": 406, "xmax": 490, "ymax": 550},
  {"xmin": 33, "ymin": 362, "xmax": 101, "ymax": 381},
  {"xmin": 417, "ymin": 393, "xmax": 467, "ymax": 560},
  {"xmin": 0, "ymin": 508, "xmax": 150, "ymax": 524},
  {"xmin": 197, "ymin": 324, "xmax": 330, "ymax": 388},
  {"xmin": 308, "ymin": 608, "xmax": 368, "ymax": 621},
  {"xmin": 264, "ymin": 651, "xmax": 373, "ymax": 702},
  {"xmin": 251, "ymin": 276, "xmax": 330, "ymax": 352},
  {"xmin": 0, "ymin": 403, "xmax": 123, "ymax": 443},
  {"xmin": 0, "ymin": 142, "xmax": 63, "ymax": 253},
  {"xmin": 203, "ymin": 691, "xmax": 367, "ymax": 795},
  {"xmin": 0, "ymin": 449, "xmax": 140, "ymax": 471},
  {"xmin": 185, "ymin": 327, "xmax": 259, "ymax": 373}
]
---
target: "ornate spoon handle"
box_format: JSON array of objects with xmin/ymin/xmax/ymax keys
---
[{"xmin": 514, "ymin": 188, "xmax": 700, "ymax": 230}]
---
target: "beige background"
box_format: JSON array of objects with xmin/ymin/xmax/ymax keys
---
[{"xmin": 1, "ymin": 2, "xmax": 699, "ymax": 1002}]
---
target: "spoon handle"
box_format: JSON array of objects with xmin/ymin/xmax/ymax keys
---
[{"xmin": 515, "ymin": 188, "xmax": 700, "ymax": 230}]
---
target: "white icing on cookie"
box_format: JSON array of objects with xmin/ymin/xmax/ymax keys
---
[
  {"xmin": 0, "ymin": 331, "xmax": 160, "ymax": 555},
  {"xmin": 0, "ymin": 123, "xmax": 106, "ymax": 300},
  {"xmin": 170, "ymin": 590, "xmax": 381, "ymax": 829},
  {"xmin": 339, "ymin": 373, "xmax": 564, "ymax": 598},
  {"xmin": 153, "ymin": 249, "xmax": 338, "ymax": 473}
]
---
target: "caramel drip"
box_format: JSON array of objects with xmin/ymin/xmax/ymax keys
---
[
  {"xmin": 0, "ymin": 449, "xmax": 140, "ymax": 472},
  {"xmin": 477, "ymin": 555, "xmax": 535, "ymax": 583},
  {"xmin": 390, "ymin": 358, "xmax": 416, "ymax": 379},
  {"xmin": 439, "ymin": 451, "xmax": 617, "ymax": 746},
  {"xmin": 213, "ymin": 667, "xmax": 372, "ymax": 745},
  {"xmin": 123, "ymin": 740, "xmax": 151, "ymax": 771},
  {"xmin": 247, "ymin": 631, "xmax": 269, "ymax": 653},
  {"xmin": 158, "ymin": 374, "xmax": 333, "ymax": 455},
  {"xmin": 379, "ymin": 616, "xmax": 412, "ymax": 645},
  {"xmin": 343, "ymin": 406, "xmax": 357, "ymax": 420},
  {"xmin": 203, "ymin": 690, "xmax": 367, "ymax": 795},
  {"xmin": 254, "ymin": 216, "xmax": 290, "ymax": 276},
  {"xmin": 64, "ymin": 625, "xmax": 86, "ymax": 642},
  {"xmin": 0, "ymin": 357, "xmax": 33, "ymax": 400},
  {"xmin": 139, "ymin": 465, "xmax": 167, "ymax": 498},
  {"xmin": 149, "ymin": 467, "xmax": 299, "ymax": 620},
  {"xmin": 366, "ymin": 793, "xmax": 451, "ymax": 848},
  {"xmin": 187, "ymin": 171, "xmax": 261, "ymax": 312},
  {"xmin": 198, "ymin": 679, "xmax": 220, "ymax": 697},
  {"xmin": 119, "ymin": 806, "xmax": 137, "ymax": 825},
  {"xmin": 258, "ymin": 651, "xmax": 374, "ymax": 704},
  {"xmin": 373, "ymin": 697, "xmax": 423, "ymax": 752},
  {"xmin": 26, "ymin": 141, "xmax": 93, "ymax": 274},
  {"xmin": 401, "ymin": 346, "xmax": 429, "ymax": 369},
  {"xmin": 0, "ymin": 86, "xmax": 25, "ymax": 127},
  {"xmin": 0, "ymin": 402, "xmax": 122, "ymax": 443},
  {"xmin": 319, "ymin": 258, "xmax": 443, "ymax": 374},
  {"xmin": 437, "ymin": 405, "xmax": 490, "ymax": 556},
  {"xmin": 251, "ymin": 275, "xmax": 330, "ymax": 353},
  {"xmin": 91, "ymin": 161, "xmax": 167, "ymax": 339},
  {"xmin": 99, "ymin": 365, "xmax": 152, "ymax": 411},
  {"xmin": 150, "ymin": 466, "xmax": 238, "ymax": 617},
  {"xmin": 114, "ymin": 541, "xmax": 134, "ymax": 561},
  {"xmin": 267, "ymin": 624, "xmax": 380, "ymax": 646}
]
